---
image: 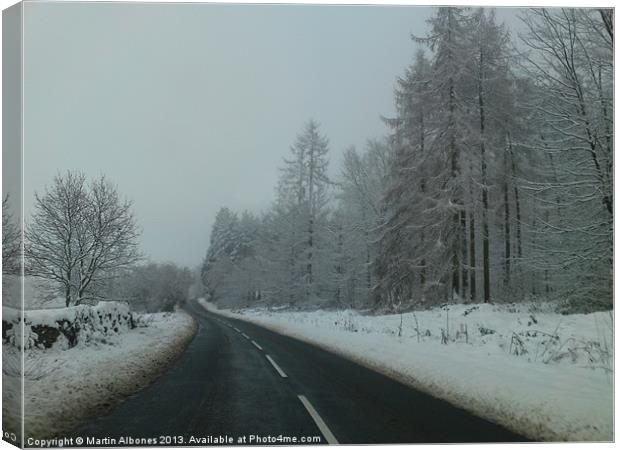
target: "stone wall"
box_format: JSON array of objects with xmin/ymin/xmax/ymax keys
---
[{"xmin": 2, "ymin": 302, "xmax": 135, "ymax": 350}]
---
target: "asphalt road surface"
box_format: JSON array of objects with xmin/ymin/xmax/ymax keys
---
[{"xmin": 73, "ymin": 300, "xmax": 527, "ymax": 445}]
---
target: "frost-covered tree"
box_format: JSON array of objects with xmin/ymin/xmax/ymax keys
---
[
  {"xmin": 199, "ymin": 7, "xmax": 612, "ymax": 314},
  {"xmin": 25, "ymin": 171, "xmax": 141, "ymax": 306},
  {"xmin": 201, "ymin": 208, "xmax": 264, "ymax": 306},
  {"xmin": 518, "ymin": 8, "xmax": 613, "ymax": 311},
  {"xmin": 203, "ymin": 208, "xmax": 239, "ymax": 300},
  {"xmin": 464, "ymin": 9, "xmax": 516, "ymax": 303},
  {"xmin": 275, "ymin": 120, "xmax": 332, "ymax": 304},
  {"xmin": 376, "ymin": 8, "xmax": 546, "ymax": 308},
  {"xmin": 336, "ymin": 139, "xmax": 392, "ymax": 307},
  {"xmin": 253, "ymin": 205, "xmax": 301, "ymax": 304},
  {"xmin": 378, "ymin": 49, "xmax": 438, "ymax": 307},
  {"xmin": 378, "ymin": 8, "xmax": 476, "ymax": 306},
  {"xmin": 203, "ymin": 208, "xmax": 240, "ymax": 265},
  {"xmin": 422, "ymin": 7, "xmax": 473, "ymax": 301}
]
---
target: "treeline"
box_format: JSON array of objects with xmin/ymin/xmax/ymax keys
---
[{"xmin": 202, "ymin": 7, "xmax": 613, "ymax": 312}]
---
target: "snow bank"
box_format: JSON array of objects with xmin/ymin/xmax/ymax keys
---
[
  {"xmin": 2, "ymin": 310, "xmax": 197, "ymax": 439},
  {"xmin": 2, "ymin": 302, "xmax": 135, "ymax": 350},
  {"xmin": 200, "ymin": 300, "xmax": 613, "ymax": 442}
]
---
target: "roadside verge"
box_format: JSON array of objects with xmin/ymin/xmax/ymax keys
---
[
  {"xmin": 200, "ymin": 299, "xmax": 612, "ymax": 442},
  {"xmin": 3, "ymin": 309, "xmax": 197, "ymax": 440}
]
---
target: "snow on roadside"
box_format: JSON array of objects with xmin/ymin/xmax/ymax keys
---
[
  {"xmin": 2, "ymin": 309, "xmax": 197, "ymax": 439},
  {"xmin": 200, "ymin": 299, "xmax": 613, "ymax": 442}
]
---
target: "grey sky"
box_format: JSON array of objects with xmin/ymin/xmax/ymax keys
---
[{"xmin": 21, "ymin": 2, "xmax": 522, "ymax": 268}]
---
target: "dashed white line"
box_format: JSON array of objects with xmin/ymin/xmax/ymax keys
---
[
  {"xmin": 241, "ymin": 333, "xmax": 250, "ymax": 340},
  {"xmin": 251, "ymin": 340, "xmax": 263, "ymax": 351},
  {"xmin": 265, "ymin": 355, "xmax": 288, "ymax": 378},
  {"xmin": 297, "ymin": 395, "xmax": 339, "ymax": 445},
  {"xmin": 233, "ymin": 327, "xmax": 241, "ymax": 333}
]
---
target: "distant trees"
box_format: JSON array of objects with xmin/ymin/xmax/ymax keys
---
[
  {"xmin": 201, "ymin": 208, "xmax": 261, "ymax": 306},
  {"xmin": 202, "ymin": 7, "xmax": 612, "ymax": 313},
  {"xmin": 114, "ymin": 262, "xmax": 193, "ymax": 312},
  {"xmin": 25, "ymin": 171, "xmax": 141, "ymax": 306},
  {"xmin": 202, "ymin": 121, "xmax": 334, "ymax": 308},
  {"xmin": 2, "ymin": 194, "xmax": 21, "ymax": 275}
]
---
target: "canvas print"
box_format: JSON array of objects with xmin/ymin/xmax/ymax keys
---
[{"xmin": 1, "ymin": 1, "xmax": 614, "ymax": 447}]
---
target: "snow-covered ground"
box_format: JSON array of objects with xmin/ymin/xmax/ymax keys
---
[
  {"xmin": 2, "ymin": 309, "xmax": 196, "ymax": 439},
  {"xmin": 201, "ymin": 299, "xmax": 613, "ymax": 442}
]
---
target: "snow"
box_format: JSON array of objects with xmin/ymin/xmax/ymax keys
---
[
  {"xmin": 3, "ymin": 302, "xmax": 135, "ymax": 350},
  {"xmin": 2, "ymin": 309, "xmax": 196, "ymax": 439},
  {"xmin": 200, "ymin": 299, "xmax": 613, "ymax": 442}
]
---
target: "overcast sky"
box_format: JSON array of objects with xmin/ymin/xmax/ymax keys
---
[{"xmin": 20, "ymin": 2, "xmax": 522, "ymax": 268}]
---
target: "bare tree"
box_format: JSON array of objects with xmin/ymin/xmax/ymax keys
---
[
  {"xmin": 2, "ymin": 194, "xmax": 21, "ymax": 275},
  {"xmin": 518, "ymin": 8, "xmax": 613, "ymax": 309},
  {"xmin": 26, "ymin": 171, "xmax": 141, "ymax": 306}
]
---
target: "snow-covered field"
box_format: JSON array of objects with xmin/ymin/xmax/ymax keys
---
[
  {"xmin": 201, "ymin": 300, "xmax": 613, "ymax": 442},
  {"xmin": 2, "ymin": 309, "xmax": 196, "ymax": 439}
]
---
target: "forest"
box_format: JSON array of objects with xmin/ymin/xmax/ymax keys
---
[{"xmin": 201, "ymin": 7, "xmax": 613, "ymax": 314}]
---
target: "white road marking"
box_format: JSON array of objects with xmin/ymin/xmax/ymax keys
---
[
  {"xmin": 241, "ymin": 333, "xmax": 250, "ymax": 340},
  {"xmin": 251, "ymin": 340, "xmax": 263, "ymax": 351},
  {"xmin": 265, "ymin": 355, "xmax": 288, "ymax": 378},
  {"xmin": 233, "ymin": 327, "xmax": 241, "ymax": 333},
  {"xmin": 297, "ymin": 395, "xmax": 339, "ymax": 445}
]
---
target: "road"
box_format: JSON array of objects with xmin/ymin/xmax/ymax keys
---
[{"xmin": 73, "ymin": 300, "xmax": 527, "ymax": 445}]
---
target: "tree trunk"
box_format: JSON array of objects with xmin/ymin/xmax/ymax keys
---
[
  {"xmin": 461, "ymin": 209, "xmax": 468, "ymax": 300},
  {"xmin": 307, "ymin": 140, "xmax": 316, "ymax": 300},
  {"xmin": 419, "ymin": 111, "xmax": 426, "ymax": 291},
  {"xmin": 307, "ymin": 217, "xmax": 313, "ymax": 297},
  {"xmin": 468, "ymin": 172, "xmax": 476, "ymax": 302},
  {"xmin": 508, "ymin": 141, "xmax": 522, "ymax": 260},
  {"xmin": 336, "ymin": 223, "xmax": 344, "ymax": 305},
  {"xmin": 503, "ymin": 147, "xmax": 511, "ymax": 286},
  {"xmin": 449, "ymin": 80, "xmax": 461, "ymax": 300},
  {"xmin": 447, "ymin": 9, "xmax": 461, "ymax": 301},
  {"xmin": 479, "ymin": 45, "xmax": 490, "ymax": 303},
  {"xmin": 65, "ymin": 284, "xmax": 72, "ymax": 307}
]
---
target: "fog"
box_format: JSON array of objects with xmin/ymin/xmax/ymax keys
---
[{"xmin": 20, "ymin": 2, "xmax": 521, "ymax": 267}]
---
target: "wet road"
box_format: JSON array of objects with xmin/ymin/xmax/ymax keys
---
[{"xmin": 73, "ymin": 300, "xmax": 526, "ymax": 445}]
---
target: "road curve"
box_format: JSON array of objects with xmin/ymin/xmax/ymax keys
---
[{"xmin": 72, "ymin": 300, "xmax": 527, "ymax": 445}]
